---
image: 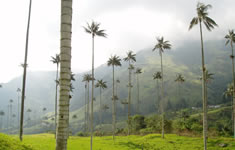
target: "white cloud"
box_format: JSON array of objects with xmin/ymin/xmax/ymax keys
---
[{"xmin": 0, "ymin": 0, "xmax": 235, "ymax": 83}]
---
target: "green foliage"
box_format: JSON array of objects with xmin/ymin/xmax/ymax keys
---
[
  {"xmin": 129, "ymin": 115, "xmax": 146, "ymax": 133},
  {"xmin": 0, "ymin": 133, "xmax": 34, "ymax": 150},
  {"xmin": 76, "ymin": 132, "xmax": 89, "ymax": 137}
]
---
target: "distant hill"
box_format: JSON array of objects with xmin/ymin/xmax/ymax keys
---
[{"xmin": 0, "ymin": 40, "xmax": 233, "ymax": 133}]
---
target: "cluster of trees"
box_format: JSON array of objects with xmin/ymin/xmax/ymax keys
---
[{"xmin": 3, "ymin": 1, "xmax": 232, "ymax": 150}]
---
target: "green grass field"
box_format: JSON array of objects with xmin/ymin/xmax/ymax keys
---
[{"xmin": 5, "ymin": 134, "xmax": 233, "ymax": 150}]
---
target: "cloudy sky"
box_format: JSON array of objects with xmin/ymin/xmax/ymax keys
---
[{"xmin": 0, "ymin": 0, "xmax": 234, "ymax": 83}]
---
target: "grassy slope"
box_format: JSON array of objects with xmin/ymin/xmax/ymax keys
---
[
  {"xmin": 14, "ymin": 134, "xmax": 235, "ymax": 150},
  {"xmin": 0, "ymin": 133, "xmax": 34, "ymax": 150}
]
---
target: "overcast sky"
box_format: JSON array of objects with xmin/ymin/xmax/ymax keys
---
[{"xmin": 0, "ymin": 0, "xmax": 234, "ymax": 83}]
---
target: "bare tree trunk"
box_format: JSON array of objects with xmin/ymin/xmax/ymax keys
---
[
  {"xmin": 17, "ymin": 91, "xmax": 20, "ymax": 134},
  {"xmin": 55, "ymin": 0, "xmax": 73, "ymax": 149},
  {"xmin": 84, "ymin": 83, "xmax": 87, "ymax": 132},
  {"xmin": 55, "ymin": 63, "xmax": 59, "ymax": 138},
  {"xmin": 87, "ymin": 82, "xmax": 90, "ymax": 132},
  {"xmin": 127, "ymin": 60, "xmax": 131, "ymax": 135},
  {"xmin": 90, "ymin": 35, "xmax": 94, "ymax": 150},
  {"xmin": 20, "ymin": 0, "xmax": 32, "ymax": 141},
  {"xmin": 137, "ymin": 74, "xmax": 140, "ymax": 114},
  {"xmin": 160, "ymin": 51, "xmax": 165, "ymax": 139},
  {"xmin": 112, "ymin": 65, "xmax": 116, "ymax": 140},
  {"xmin": 230, "ymin": 41, "xmax": 235, "ymax": 139},
  {"xmin": 99, "ymin": 87, "xmax": 102, "ymax": 131},
  {"xmin": 199, "ymin": 21, "xmax": 207, "ymax": 150}
]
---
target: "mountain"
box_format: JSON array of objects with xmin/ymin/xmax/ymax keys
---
[{"xmin": 0, "ymin": 40, "xmax": 233, "ymax": 133}]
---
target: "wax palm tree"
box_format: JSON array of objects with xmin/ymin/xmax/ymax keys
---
[
  {"xmin": 95, "ymin": 79, "xmax": 107, "ymax": 130},
  {"xmin": 9, "ymin": 99, "xmax": 13, "ymax": 128},
  {"xmin": 0, "ymin": 85, "xmax": 2, "ymax": 88},
  {"xmin": 116, "ymin": 79, "xmax": 120, "ymax": 97},
  {"xmin": 55, "ymin": 0, "xmax": 73, "ymax": 149},
  {"xmin": 82, "ymin": 75, "xmax": 88, "ymax": 132},
  {"xmin": 225, "ymin": 30, "xmax": 235, "ymax": 138},
  {"xmin": 224, "ymin": 83, "xmax": 234, "ymax": 127},
  {"xmin": 43, "ymin": 107, "xmax": 47, "ymax": 112},
  {"xmin": 83, "ymin": 74, "xmax": 93, "ymax": 131},
  {"xmin": 153, "ymin": 71, "xmax": 162, "ymax": 112},
  {"xmin": 83, "ymin": 21, "xmax": 107, "ymax": 149},
  {"xmin": 135, "ymin": 68, "xmax": 142, "ymax": 114},
  {"xmin": 175, "ymin": 74, "xmax": 185, "ymax": 103},
  {"xmin": 26, "ymin": 108, "xmax": 32, "ymax": 121},
  {"xmin": 189, "ymin": 2, "xmax": 217, "ymax": 148},
  {"xmin": 16, "ymin": 88, "xmax": 21, "ymax": 132},
  {"xmin": 107, "ymin": 55, "xmax": 122, "ymax": 140},
  {"xmin": 152, "ymin": 36, "xmax": 171, "ymax": 138},
  {"xmin": 123, "ymin": 51, "xmax": 136, "ymax": 135},
  {"xmin": 51, "ymin": 54, "xmax": 60, "ymax": 138},
  {"xmin": 19, "ymin": 0, "xmax": 32, "ymax": 141},
  {"xmin": 0, "ymin": 111, "xmax": 5, "ymax": 130}
]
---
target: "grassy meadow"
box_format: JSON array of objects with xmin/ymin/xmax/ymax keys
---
[{"xmin": 1, "ymin": 133, "xmax": 232, "ymax": 150}]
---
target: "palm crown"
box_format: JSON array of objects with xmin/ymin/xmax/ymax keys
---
[
  {"xmin": 189, "ymin": 2, "xmax": 218, "ymax": 31},
  {"xmin": 51, "ymin": 54, "xmax": 60, "ymax": 64},
  {"xmin": 83, "ymin": 21, "xmax": 107, "ymax": 37},
  {"xmin": 123, "ymin": 51, "xmax": 136, "ymax": 63},
  {"xmin": 153, "ymin": 71, "xmax": 162, "ymax": 80},
  {"xmin": 152, "ymin": 37, "xmax": 171, "ymax": 55},
  {"xmin": 175, "ymin": 74, "xmax": 185, "ymax": 83},
  {"xmin": 135, "ymin": 68, "xmax": 142, "ymax": 74},
  {"xmin": 107, "ymin": 55, "xmax": 122, "ymax": 67},
  {"xmin": 225, "ymin": 30, "xmax": 235, "ymax": 45},
  {"xmin": 82, "ymin": 74, "xmax": 93, "ymax": 82},
  {"xmin": 95, "ymin": 80, "xmax": 107, "ymax": 89}
]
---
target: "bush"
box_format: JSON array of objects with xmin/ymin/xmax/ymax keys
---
[
  {"xmin": 129, "ymin": 115, "xmax": 146, "ymax": 133},
  {"xmin": 76, "ymin": 132, "xmax": 89, "ymax": 137},
  {"xmin": 140, "ymin": 128, "xmax": 153, "ymax": 135}
]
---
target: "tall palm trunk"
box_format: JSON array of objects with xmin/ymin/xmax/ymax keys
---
[
  {"xmin": 90, "ymin": 35, "xmax": 94, "ymax": 150},
  {"xmin": 160, "ymin": 51, "xmax": 165, "ymax": 139},
  {"xmin": 55, "ymin": 0, "xmax": 73, "ymax": 149},
  {"xmin": 127, "ymin": 61, "xmax": 131, "ymax": 135},
  {"xmin": 87, "ymin": 82, "xmax": 90, "ymax": 131},
  {"xmin": 20, "ymin": 0, "xmax": 32, "ymax": 141},
  {"xmin": 18, "ymin": 92, "xmax": 20, "ymax": 133},
  {"xmin": 84, "ymin": 83, "xmax": 87, "ymax": 132},
  {"xmin": 230, "ymin": 41, "xmax": 235, "ymax": 138},
  {"xmin": 112, "ymin": 65, "xmax": 116, "ymax": 140},
  {"xmin": 136, "ymin": 74, "xmax": 140, "ymax": 114},
  {"xmin": 54, "ymin": 63, "xmax": 59, "ymax": 138},
  {"xmin": 199, "ymin": 21, "xmax": 208, "ymax": 150},
  {"xmin": 99, "ymin": 87, "xmax": 102, "ymax": 131}
]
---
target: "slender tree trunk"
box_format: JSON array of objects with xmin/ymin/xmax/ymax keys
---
[
  {"xmin": 10, "ymin": 104, "xmax": 12, "ymax": 129},
  {"xmin": 7, "ymin": 105, "xmax": 9, "ymax": 131},
  {"xmin": 199, "ymin": 21, "xmax": 207, "ymax": 150},
  {"xmin": 99, "ymin": 87, "xmax": 102, "ymax": 131},
  {"xmin": 156, "ymin": 80, "xmax": 159, "ymax": 112},
  {"xmin": 84, "ymin": 83, "xmax": 87, "ymax": 132},
  {"xmin": 137, "ymin": 74, "xmax": 140, "ymax": 114},
  {"xmin": 90, "ymin": 35, "xmax": 95, "ymax": 150},
  {"xmin": 55, "ymin": 0, "xmax": 73, "ymax": 149},
  {"xmin": 87, "ymin": 82, "xmax": 90, "ymax": 132},
  {"xmin": 20, "ymin": 0, "xmax": 32, "ymax": 141},
  {"xmin": 54, "ymin": 64, "xmax": 59, "ymax": 138},
  {"xmin": 160, "ymin": 51, "xmax": 165, "ymax": 139},
  {"xmin": 230, "ymin": 41, "xmax": 235, "ymax": 139},
  {"xmin": 112, "ymin": 65, "xmax": 116, "ymax": 140},
  {"xmin": 18, "ymin": 92, "xmax": 20, "ymax": 134},
  {"xmin": 127, "ymin": 60, "xmax": 132, "ymax": 135}
]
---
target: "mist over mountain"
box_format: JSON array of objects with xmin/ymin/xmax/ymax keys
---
[{"xmin": 0, "ymin": 40, "xmax": 232, "ymax": 128}]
